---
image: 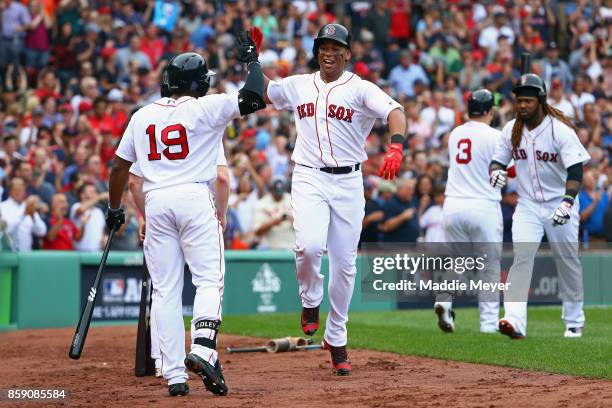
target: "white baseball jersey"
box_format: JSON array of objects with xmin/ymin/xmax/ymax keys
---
[
  {"xmin": 492, "ymin": 116, "xmax": 590, "ymax": 202},
  {"xmin": 445, "ymin": 121, "xmax": 502, "ymax": 202},
  {"xmin": 116, "ymin": 95, "xmax": 239, "ymax": 193},
  {"xmin": 267, "ymin": 71, "xmax": 402, "ymax": 167},
  {"xmin": 129, "ymin": 143, "xmax": 227, "ymax": 178}
]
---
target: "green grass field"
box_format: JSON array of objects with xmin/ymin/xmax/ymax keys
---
[{"xmin": 213, "ymin": 306, "xmax": 612, "ymax": 379}]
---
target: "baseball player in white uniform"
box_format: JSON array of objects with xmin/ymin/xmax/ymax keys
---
[
  {"xmin": 489, "ymin": 74, "xmax": 590, "ymax": 339},
  {"xmin": 263, "ymin": 23, "xmax": 407, "ymax": 375},
  {"xmin": 436, "ymin": 89, "xmax": 504, "ymax": 334},
  {"xmin": 106, "ymin": 33, "xmax": 265, "ymax": 397},
  {"xmin": 129, "ymin": 143, "xmax": 229, "ymax": 380}
]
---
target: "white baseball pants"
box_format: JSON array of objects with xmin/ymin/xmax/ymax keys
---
[
  {"xmin": 144, "ymin": 183, "xmax": 224, "ymax": 385},
  {"xmin": 442, "ymin": 197, "xmax": 503, "ymax": 332},
  {"xmin": 503, "ymin": 198, "xmax": 584, "ymax": 335},
  {"xmin": 291, "ymin": 165, "xmax": 364, "ymax": 347}
]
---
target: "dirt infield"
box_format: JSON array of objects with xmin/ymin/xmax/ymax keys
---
[{"xmin": 1, "ymin": 326, "xmax": 611, "ymax": 408}]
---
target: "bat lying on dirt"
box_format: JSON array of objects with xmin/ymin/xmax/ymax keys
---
[{"xmin": 227, "ymin": 337, "xmax": 322, "ymax": 353}]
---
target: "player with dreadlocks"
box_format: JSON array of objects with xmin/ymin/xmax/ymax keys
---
[{"xmin": 488, "ymin": 73, "xmax": 590, "ymax": 339}]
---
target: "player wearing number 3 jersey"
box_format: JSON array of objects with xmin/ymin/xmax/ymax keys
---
[
  {"xmin": 437, "ymin": 89, "xmax": 504, "ymax": 334},
  {"xmin": 107, "ymin": 32, "xmax": 265, "ymax": 397}
]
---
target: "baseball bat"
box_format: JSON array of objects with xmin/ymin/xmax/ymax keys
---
[
  {"xmin": 69, "ymin": 228, "xmax": 116, "ymax": 360},
  {"xmin": 520, "ymin": 52, "xmax": 531, "ymax": 75},
  {"xmin": 134, "ymin": 258, "xmax": 155, "ymax": 376}
]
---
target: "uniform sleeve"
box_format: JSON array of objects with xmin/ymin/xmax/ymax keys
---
[
  {"xmin": 267, "ymin": 77, "xmax": 296, "ymax": 110},
  {"xmin": 115, "ymin": 115, "xmax": 137, "ymax": 162},
  {"xmin": 129, "ymin": 162, "xmax": 143, "ymax": 177},
  {"xmin": 360, "ymin": 80, "xmax": 403, "ymax": 124},
  {"xmin": 491, "ymin": 122, "xmax": 514, "ymax": 166},
  {"xmin": 198, "ymin": 93, "xmax": 241, "ymax": 128},
  {"xmin": 556, "ymin": 123, "xmax": 590, "ymax": 168},
  {"xmin": 216, "ymin": 143, "xmax": 227, "ymax": 166}
]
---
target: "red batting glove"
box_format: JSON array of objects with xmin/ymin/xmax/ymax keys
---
[
  {"xmin": 249, "ymin": 27, "xmax": 263, "ymax": 53},
  {"xmin": 377, "ymin": 143, "xmax": 403, "ymax": 180}
]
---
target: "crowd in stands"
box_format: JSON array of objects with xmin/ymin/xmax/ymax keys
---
[{"xmin": 0, "ymin": 0, "xmax": 610, "ymax": 252}]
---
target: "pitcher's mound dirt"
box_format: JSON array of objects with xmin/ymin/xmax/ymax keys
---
[{"xmin": 1, "ymin": 326, "xmax": 611, "ymax": 407}]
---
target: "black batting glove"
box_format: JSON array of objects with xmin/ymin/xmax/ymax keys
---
[
  {"xmin": 106, "ymin": 206, "xmax": 125, "ymax": 232},
  {"xmin": 236, "ymin": 31, "xmax": 259, "ymax": 65}
]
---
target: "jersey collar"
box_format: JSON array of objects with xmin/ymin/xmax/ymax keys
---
[
  {"xmin": 523, "ymin": 115, "xmax": 552, "ymax": 140},
  {"xmin": 315, "ymin": 70, "xmax": 350, "ymax": 87}
]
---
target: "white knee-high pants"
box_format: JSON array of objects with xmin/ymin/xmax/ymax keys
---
[
  {"xmin": 144, "ymin": 183, "xmax": 225, "ymax": 385},
  {"xmin": 442, "ymin": 197, "xmax": 503, "ymax": 332},
  {"xmin": 503, "ymin": 198, "xmax": 585, "ymax": 335},
  {"xmin": 291, "ymin": 165, "xmax": 364, "ymax": 347}
]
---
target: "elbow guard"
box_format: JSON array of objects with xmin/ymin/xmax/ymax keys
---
[
  {"xmin": 238, "ymin": 61, "xmax": 265, "ymax": 116},
  {"xmin": 566, "ymin": 163, "xmax": 583, "ymax": 183},
  {"xmin": 238, "ymin": 88, "xmax": 266, "ymax": 116}
]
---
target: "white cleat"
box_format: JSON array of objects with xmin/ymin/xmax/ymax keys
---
[
  {"xmin": 564, "ymin": 327, "xmax": 583, "ymax": 338},
  {"xmin": 434, "ymin": 302, "xmax": 455, "ymax": 333}
]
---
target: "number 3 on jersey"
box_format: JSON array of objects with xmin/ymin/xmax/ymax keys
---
[
  {"xmin": 147, "ymin": 124, "xmax": 190, "ymax": 161},
  {"xmin": 456, "ymin": 138, "xmax": 472, "ymax": 164}
]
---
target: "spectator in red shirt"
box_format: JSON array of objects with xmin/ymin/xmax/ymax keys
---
[
  {"xmin": 140, "ymin": 24, "xmax": 165, "ymax": 69},
  {"xmin": 42, "ymin": 192, "xmax": 85, "ymax": 250},
  {"xmin": 87, "ymin": 96, "xmax": 113, "ymax": 135},
  {"xmin": 107, "ymin": 89, "xmax": 128, "ymax": 138},
  {"xmin": 34, "ymin": 69, "xmax": 61, "ymax": 101}
]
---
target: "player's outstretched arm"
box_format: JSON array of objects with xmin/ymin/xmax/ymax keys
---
[
  {"xmin": 235, "ymin": 31, "xmax": 266, "ymax": 115},
  {"xmin": 378, "ymin": 108, "xmax": 407, "ymax": 180}
]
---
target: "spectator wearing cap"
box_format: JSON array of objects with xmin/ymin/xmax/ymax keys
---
[
  {"xmin": 548, "ymin": 78, "xmax": 576, "ymax": 119},
  {"xmin": 73, "ymin": 22, "xmax": 101, "ymax": 67},
  {"xmin": 98, "ymin": 46, "xmax": 118, "ymax": 92},
  {"xmin": 116, "ymin": 34, "xmax": 152, "ymax": 79},
  {"xmin": 0, "ymin": 178, "xmax": 47, "ymax": 251},
  {"xmin": 253, "ymin": 177, "xmax": 294, "ymax": 250},
  {"xmin": 478, "ymin": 8, "xmax": 515, "ymax": 56},
  {"xmin": 18, "ymin": 107, "xmax": 45, "ymax": 150},
  {"xmin": 107, "ymin": 89, "xmax": 128, "ymax": 137},
  {"xmin": 24, "ymin": 0, "xmax": 52, "ymax": 71},
  {"xmin": 388, "ymin": 50, "xmax": 430, "ymax": 100},
  {"xmin": 379, "ymin": 178, "xmax": 419, "ymax": 243},
  {"xmin": 42, "ymin": 192, "xmax": 84, "ymax": 250},
  {"xmin": 459, "ymin": 48, "xmax": 486, "ymax": 90},
  {"xmin": 0, "ymin": 0, "xmax": 31, "ymax": 71},
  {"xmin": 540, "ymin": 42, "xmax": 573, "ymax": 92}
]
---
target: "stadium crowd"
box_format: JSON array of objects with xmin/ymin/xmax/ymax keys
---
[{"xmin": 0, "ymin": 0, "xmax": 610, "ymax": 252}]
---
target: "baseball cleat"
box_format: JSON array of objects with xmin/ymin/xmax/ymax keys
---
[
  {"xmin": 301, "ymin": 305, "xmax": 320, "ymax": 336},
  {"xmin": 434, "ymin": 302, "xmax": 455, "ymax": 333},
  {"xmin": 168, "ymin": 383, "xmax": 189, "ymax": 396},
  {"xmin": 185, "ymin": 353, "xmax": 228, "ymax": 396},
  {"xmin": 564, "ymin": 327, "xmax": 583, "ymax": 338},
  {"xmin": 322, "ymin": 340, "xmax": 352, "ymax": 376},
  {"xmin": 498, "ymin": 319, "xmax": 525, "ymax": 340}
]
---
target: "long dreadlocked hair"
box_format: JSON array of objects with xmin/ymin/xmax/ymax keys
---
[{"xmin": 511, "ymin": 103, "xmax": 578, "ymax": 149}]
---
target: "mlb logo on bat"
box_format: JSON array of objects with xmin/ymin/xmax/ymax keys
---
[{"xmin": 103, "ymin": 278, "xmax": 125, "ymax": 303}]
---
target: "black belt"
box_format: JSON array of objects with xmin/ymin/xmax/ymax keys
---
[{"xmin": 299, "ymin": 163, "xmax": 361, "ymax": 174}]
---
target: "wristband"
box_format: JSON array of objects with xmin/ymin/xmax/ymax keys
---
[{"xmin": 390, "ymin": 134, "xmax": 404, "ymax": 144}]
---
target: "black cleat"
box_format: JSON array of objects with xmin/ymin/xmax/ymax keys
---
[
  {"xmin": 185, "ymin": 353, "xmax": 228, "ymax": 396},
  {"xmin": 168, "ymin": 383, "xmax": 189, "ymax": 396}
]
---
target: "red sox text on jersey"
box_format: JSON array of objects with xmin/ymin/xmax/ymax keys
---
[{"xmin": 296, "ymin": 102, "xmax": 355, "ymax": 122}]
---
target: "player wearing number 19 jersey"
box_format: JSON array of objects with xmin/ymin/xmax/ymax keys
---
[
  {"xmin": 436, "ymin": 89, "xmax": 503, "ymax": 334},
  {"xmin": 107, "ymin": 32, "xmax": 265, "ymax": 398}
]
